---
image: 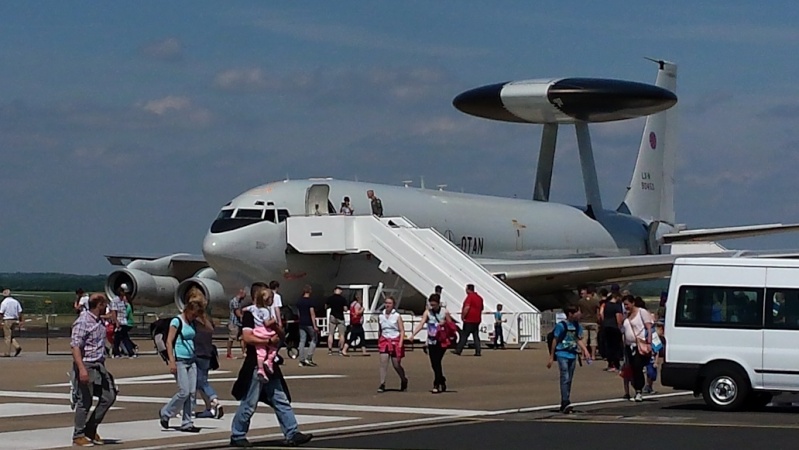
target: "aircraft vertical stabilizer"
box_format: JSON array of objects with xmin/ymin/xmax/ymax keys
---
[{"xmin": 619, "ymin": 60, "xmax": 678, "ymax": 225}]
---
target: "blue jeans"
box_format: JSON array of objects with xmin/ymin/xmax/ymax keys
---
[
  {"xmin": 557, "ymin": 356, "xmax": 576, "ymax": 407},
  {"xmin": 231, "ymin": 368, "xmax": 299, "ymax": 441},
  {"xmin": 298, "ymin": 326, "xmax": 316, "ymax": 361},
  {"xmin": 196, "ymin": 357, "xmax": 218, "ymax": 404},
  {"xmin": 161, "ymin": 359, "xmax": 197, "ymax": 428}
]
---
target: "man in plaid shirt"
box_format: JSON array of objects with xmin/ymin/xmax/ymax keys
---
[{"xmin": 71, "ymin": 293, "xmax": 117, "ymax": 447}]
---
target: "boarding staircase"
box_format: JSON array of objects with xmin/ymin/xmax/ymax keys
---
[{"xmin": 286, "ymin": 215, "xmax": 541, "ymax": 343}]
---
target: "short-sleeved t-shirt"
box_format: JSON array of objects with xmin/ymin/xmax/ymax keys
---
[
  {"xmin": 125, "ymin": 303, "xmax": 134, "ymax": 325},
  {"xmin": 170, "ymin": 316, "xmax": 196, "ymax": 360},
  {"xmin": 554, "ymin": 320, "xmax": 583, "ymax": 360},
  {"xmin": 297, "ymin": 297, "xmax": 315, "ymax": 327},
  {"xmin": 110, "ymin": 296, "xmax": 128, "ymax": 326},
  {"xmin": 326, "ymin": 294, "xmax": 348, "ymax": 320},
  {"xmin": 602, "ymin": 301, "xmax": 622, "ymax": 328}
]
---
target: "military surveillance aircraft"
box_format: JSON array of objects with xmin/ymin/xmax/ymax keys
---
[{"xmin": 105, "ymin": 60, "xmax": 799, "ymax": 317}]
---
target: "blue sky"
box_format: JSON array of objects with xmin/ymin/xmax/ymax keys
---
[{"xmin": 2, "ymin": 2, "xmax": 799, "ymax": 274}]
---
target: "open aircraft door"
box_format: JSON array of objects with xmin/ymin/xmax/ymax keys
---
[{"xmin": 305, "ymin": 184, "xmax": 331, "ymax": 216}]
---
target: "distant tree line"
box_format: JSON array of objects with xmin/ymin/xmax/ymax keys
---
[{"xmin": 0, "ymin": 273, "xmax": 105, "ymax": 292}]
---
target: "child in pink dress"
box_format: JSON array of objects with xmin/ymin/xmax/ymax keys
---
[{"xmin": 245, "ymin": 291, "xmax": 278, "ymax": 383}]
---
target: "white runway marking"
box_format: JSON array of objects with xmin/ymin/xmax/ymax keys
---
[
  {"xmin": 0, "ymin": 413, "xmax": 355, "ymax": 450},
  {"xmin": 0, "ymin": 403, "xmax": 120, "ymax": 419},
  {"xmin": 0, "ymin": 390, "xmax": 489, "ymax": 416},
  {"xmin": 39, "ymin": 373, "xmax": 344, "ymax": 387}
]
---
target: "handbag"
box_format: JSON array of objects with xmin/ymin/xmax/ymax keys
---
[
  {"xmin": 635, "ymin": 312, "xmax": 652, "ymax": 355},
  {"xmin": 210, "ymin": 345, "xmax": 220, "ymax": 371}
]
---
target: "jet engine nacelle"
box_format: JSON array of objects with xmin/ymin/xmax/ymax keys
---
[
  {"xmin": 105, "ymin": 268, "xmax": 179, "ymax": 307},
  {"xmin": 175, "ymin": 273, "xmax": 227, "ymax": 313}
]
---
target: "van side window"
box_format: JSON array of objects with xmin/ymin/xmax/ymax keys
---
[
  {"xmin": 675, "ymin": 286, "xmax": 763, "ymax": 329},
  {"xmin": 765, "ymin": 289, "xmax": 799, "ymax": 329}
]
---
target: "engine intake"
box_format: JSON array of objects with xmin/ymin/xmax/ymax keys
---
[
  {"xmin": 105, "ymin": 268, "xmax": 179, "ymax": 307},
  {"xmin": 175, "ymin": 276, "xmax": 227, "ymax": 313}
]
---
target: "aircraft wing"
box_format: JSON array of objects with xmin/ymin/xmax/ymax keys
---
[
  {"xmin": 104, "ymin": 254, "xmax": 208, "ymax": 278},
  {"xmin": 480, "ymin": 254, "xmax": 678, "ymax": 292},
  {"xmin": 662, "ymin": 223, "xmax": 799, "ymax": 244}
]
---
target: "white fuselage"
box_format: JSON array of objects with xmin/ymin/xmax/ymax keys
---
[{"xmin": 202, "ymin": 179, "xmax": 649, "ymax": 311}]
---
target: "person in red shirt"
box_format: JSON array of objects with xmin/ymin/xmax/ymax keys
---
[{"xmin": 453, "ymin": 284, "xmax": 483, "ymax": 356}]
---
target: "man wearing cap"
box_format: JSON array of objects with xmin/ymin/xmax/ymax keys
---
[{"xmin": 1, "ymin": 289, "xmax": 23, "ymax": 357}]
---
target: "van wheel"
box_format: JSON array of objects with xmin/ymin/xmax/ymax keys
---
[
  {"xmin": 746, "ymin": 392, "xmax": 773, "ymax": 410},
  {"xmin": 701, "ymin": 366, "xmax": 750, "ymax": 411}
]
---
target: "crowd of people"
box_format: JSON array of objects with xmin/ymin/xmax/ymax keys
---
[
  {"xmin": 550, "ymin": 284, "xmax": 667, "ymax": 413},
  {"xmin": 65, "ymin": 278, "xmax": 665, "ymax": 447}
]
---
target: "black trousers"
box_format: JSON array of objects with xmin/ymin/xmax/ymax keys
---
[
  {"xmin": 456, "ymin": 322, "xmax": 481, "ymax": 355},
  {"xmin": 602, "ymin": 327, "xmax": 622, "ymax": 369},
  {"xmin": 625, "ymin": 345, "xmax": 647, "ymax": 391},
  {"xmin": 493, "ymin": 324, "xmax": 505, "ymax": 347},
  {"xmin": 348, "ymin": 324, "xmax": 365, "ymax": 348},
  {"xmin": 113, "ymin": 326, "xmax": 135, "ymax": 356},
  {"xmin": 428, "ymin": 344, "xmax": 447, "ymax": 387}
]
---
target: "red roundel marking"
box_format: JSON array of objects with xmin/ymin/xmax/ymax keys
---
[{"xmin": 649, "ymin": 132, "xmax": 657, "ymax": 149}]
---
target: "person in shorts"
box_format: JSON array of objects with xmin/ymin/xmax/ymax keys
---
[{"xmin": 325, "ymin": 288, "xmax": 348, "ymax": 356}]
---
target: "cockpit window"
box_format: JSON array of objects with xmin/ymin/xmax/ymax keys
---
[
  {"xmin": 234, "ymin": 209, "xmax": 263, "ymax": 219},
  {"xmin": 210, "ymin": 207, "xmax": 290, "ymax": 233}
]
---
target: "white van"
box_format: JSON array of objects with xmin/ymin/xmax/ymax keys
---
[{"xmin": 661, "ymin": 257, "xmax": 799, "ymax": 411}]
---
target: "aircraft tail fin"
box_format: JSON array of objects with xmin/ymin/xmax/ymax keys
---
[{"xmin": 618, "ymin": 60, "xmax": 678, "ymax": 225}]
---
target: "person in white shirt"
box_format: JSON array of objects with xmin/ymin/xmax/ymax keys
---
[
  {"xmin": 74, "ymin": 288, "xmax": 90, "ymax": 313},
  {"xmin": 269, "ymin": 281, "xmax": 283, "ymax": 327},
  {"xmin": 1, "ymin": 289, "xmax": 23, "ymax": 357}
]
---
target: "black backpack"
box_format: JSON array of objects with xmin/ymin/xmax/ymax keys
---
[{"xmin": 150, "ymin": 316, "xmax": 183, "ymax": 364}]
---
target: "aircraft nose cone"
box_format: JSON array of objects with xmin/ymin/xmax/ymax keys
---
[{"xmin": 452, "ymin": 82, "xmax": 527, "ymax": 123}]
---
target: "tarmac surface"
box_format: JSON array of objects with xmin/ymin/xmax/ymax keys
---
[{"xmin": 2, "ymin": 338, "xmax": 799, "ymax": 449}]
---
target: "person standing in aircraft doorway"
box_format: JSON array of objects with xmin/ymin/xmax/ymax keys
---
[
  {"xmin": 453, "ymin": 284, "xmax": 483, "ymax": 356},
  {"xmin": 367, "ymin": 190, "xmax": 383, "ymax": 217},
  {"xmin": 339, "ymin": 196, "xmax": 354, "ymax": 215}
]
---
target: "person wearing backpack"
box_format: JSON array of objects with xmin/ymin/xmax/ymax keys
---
[
  {"xmin": 412, "ymin": 294, "xmax": 456, "ymax": 394},
  {"xmin": 547, "ymin": 305, "xmax": 591, "ymax": 414},
  {"xmin": 159, "ymin": 292, "xmax": 205, "ymax": 433}
]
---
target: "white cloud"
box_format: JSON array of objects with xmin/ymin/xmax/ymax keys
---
[
  {"xmin": 138, "ymin": 96, "xmax": 212, "ymax": 125},
  {"xmin": 213, "ymin": 68, "xmax": 277, "ymax": 92},
  {"xmin": 139, "ymin": 37, "xmax": 183, "ymax": 62}
]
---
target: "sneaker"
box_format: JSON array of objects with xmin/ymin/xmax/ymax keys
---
[
  {"xmin": 14, "ymin": 347, "xmax": 21, "ymax": 357},
  {"xmin": 195, "ymin": 409, "xmax": 214, "ymax": 419},
  {"xmin": 623, "ymin": 394, "xmax": 631, "ymax": 401},
  {"xmin": 400, "ymin": 378, "xmax": 408, "ymax": 392},
  {"xmin": 92, "ymin": 433, "xmax": 104, "ymax": 445},
  {"xmin": 328, "ymin": 350, "xmax": 334, "ymax": 356},
  {"xmin": 72, "ymin": 436, "xmax": 95, "ymax": 447},
  {"xmin": 298, "ymin": 360, "xmax": 309, "ymax": 367},
  {"xmin": 286, "ymin": 432, "xmax": 313, "ymax": 447},
  {"xmin": 377, "ymin": 383, "xmax": 386, "ymax": 393},
  {"xmin": 179, "ymin": 426, "xmax": 201, "ymax": 433},
  {"xmin": 634, "ymin": 393, "xmax": 644, "ymax": 402},
  {"xmin": 215, "ymin": 405, "xmax": 224, "ymax": 419},
  {"xmin": 307, "ymin": 360, "xmax": 318, "ymax": 367},
  {"xmin": 159, "ymin": 410, "xmax": 169, "ymax": 429},
  {"xmin": 642, "ymin": 385, "xmax": 652, "ymax": 394},
  {"xmin": 229, "ymin": 438, "xmax": 252, "ymax": 448},
  {"xmin": 562, "ymin": 404, "xmax": 575, "ymax": 414}
]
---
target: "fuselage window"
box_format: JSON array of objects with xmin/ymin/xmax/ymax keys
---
[
  {"xmin": 264, "ymin": 210, "xmax": 276, "ymax": 223},
  {"xmin": 234, "ymin": 208, "xmax": 264, "ymax": 219},
  {"xmin": 277, "ymin": 209, "xmax": 290, "ymax": 223}
]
